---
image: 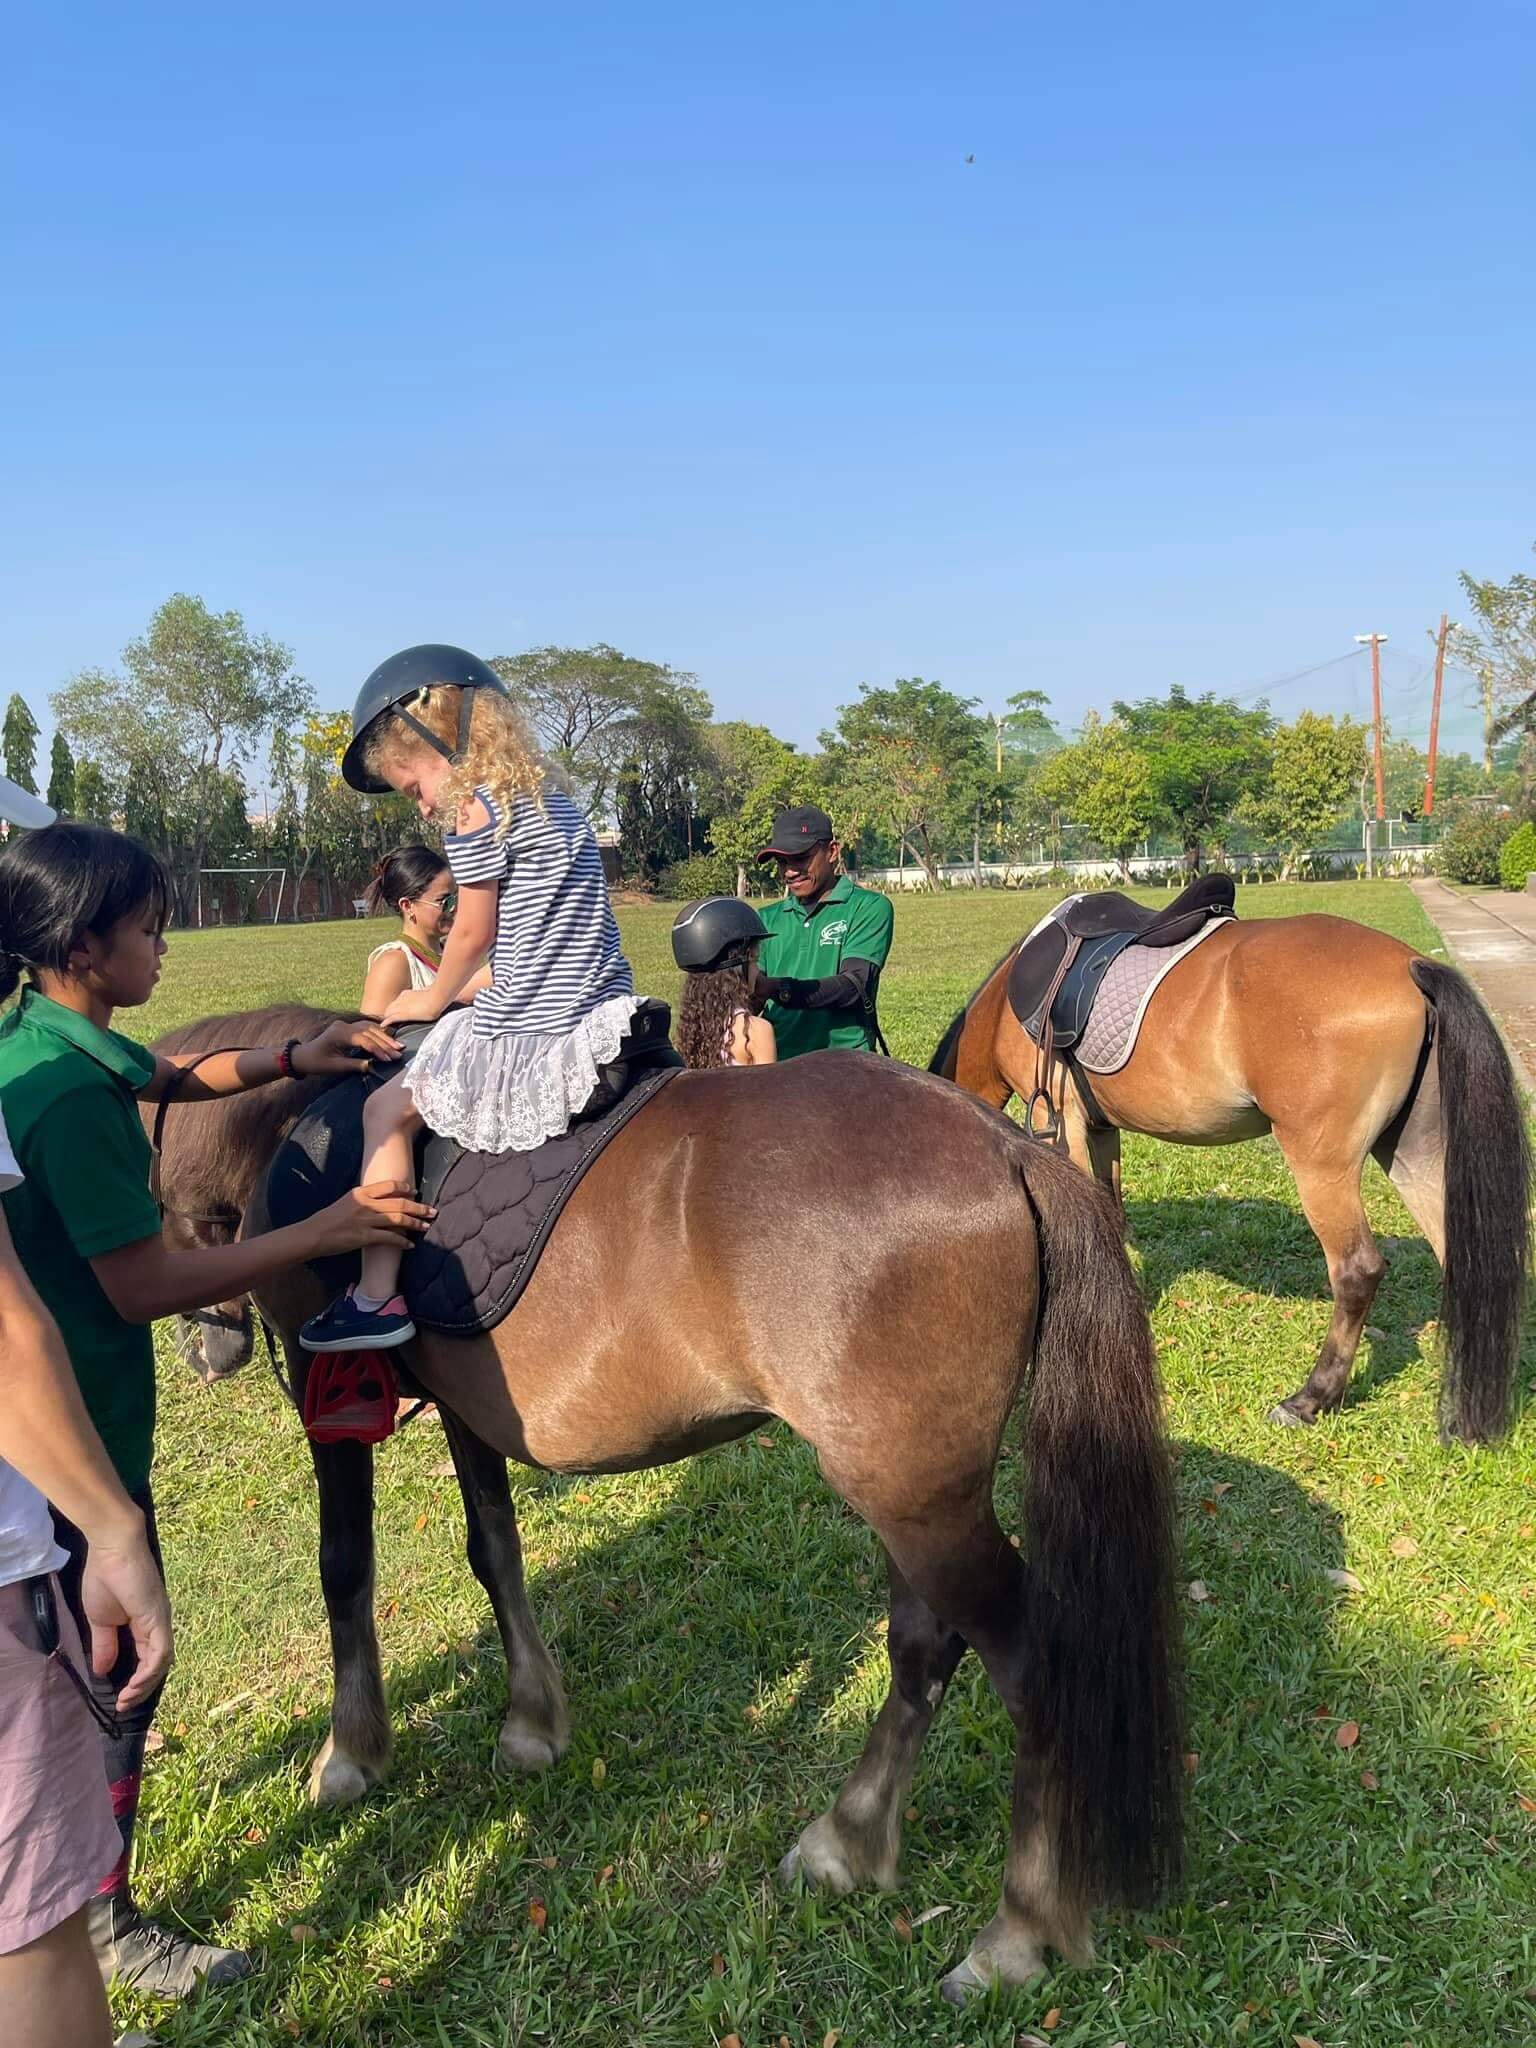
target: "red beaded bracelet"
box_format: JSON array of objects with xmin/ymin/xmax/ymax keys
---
[{"xmin": 276, "ymin": 1038, "xmax": 303, "ymax": 1079}]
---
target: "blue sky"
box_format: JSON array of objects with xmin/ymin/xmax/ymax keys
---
[{"xmin": 3, "ymin": 0, "xmax": 1532, "ymax": 760}]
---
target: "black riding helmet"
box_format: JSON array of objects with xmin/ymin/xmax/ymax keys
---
[
  {"xmin": 341, "ymin": 643, "xmax": 509, "ymax": 794},
  {"xmin": 671, "ymin": 897, "xmax": 768, "ymax": 974}
]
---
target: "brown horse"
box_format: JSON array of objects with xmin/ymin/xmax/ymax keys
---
[
  {"xmin": 150, "ymin": 1004, "xmax": 1185, "ymax": 2001},
  {"xmin": 930, "ymin": 914, "xmax": 1532, "ymax": 1443}
]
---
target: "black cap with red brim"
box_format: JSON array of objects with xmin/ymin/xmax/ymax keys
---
[{"xmin": 757, "ymin": 805, "xmax": 836, "ymax": 859}]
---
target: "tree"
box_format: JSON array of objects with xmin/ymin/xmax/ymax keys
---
[
  {"xmin": 45, "ymin": 730, "xmax": 75, "ymax": 815},
  {"xmin": 1454, "ymin": 547, "xmax": 1536, "ymax": 770},
  {"xmin": 72, "ymin": 760, "xmax": 114, "ymax": 827},
  {"xmin": 701, "ymin": 722, "xmax": 818, "ymax": 895},
  {"xmin": 52, "ymin": 594, "xmax": 311, "ymax": 918},
  {"xmin": 994, "ymin": 689, "xmax": 1063, "ymax": 857},
  {"xmin": 2, "ymin": 694, "xmax": 39, "ymax": 794},
  {"xmin": 1034, "ymin": 715, "xmax": 1157, "ymax": 880},
  {"xmin": 1110, "ymin": 686, "xmax": 1273, "ymax": 868},
  {"xmin": 1235, "ymin": 712, "xmax": 1364, "ymax": 875},
  {"xmin": 491, "ymin": 645, "xmax": 709, "ymax": 822},
  {"xmin": 820, "ymin": 679, "xmax": 989, "ymax": 888},
  {"xmin": 268, "ymin": 711, "xmax": 416, "ymax": 917}
]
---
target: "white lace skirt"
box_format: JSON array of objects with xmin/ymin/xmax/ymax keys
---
[{"xmin": 404, "ymin": 993, "xmax": 642, "ymax": 1153}]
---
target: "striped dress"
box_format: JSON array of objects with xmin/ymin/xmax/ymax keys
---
[
  {"xmin": 444, "ymin": 785, "xmax": 632, "ymax": 1033},
  {"xmin": 402, "ymin": 784, "xmax": 639, "ymax": 1153}
]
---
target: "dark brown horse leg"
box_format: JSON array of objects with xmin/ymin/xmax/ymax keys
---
[
  {"xmin": 887, "ymin": 1521, "xmax": 1093, "ymax": 2001},
  {"xmin": 778, "ymin": 1553, "xmax": 966, "ymax": 1892},
  {"xmin": 307, "ymin": 1432, "xmax": 393, "ymax": 1805},
  {"xmin": 1268, "ymin": 1141, "xmax": 1386, "ymax": 1427},
  {"xmin": 438, "ymin": 1408, "xmax": 569, "ymax": 1773}
]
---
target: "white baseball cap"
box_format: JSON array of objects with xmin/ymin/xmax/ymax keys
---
[{"xmin": 0, "ymin": 773, "xmax": 56, "ymax": 831}]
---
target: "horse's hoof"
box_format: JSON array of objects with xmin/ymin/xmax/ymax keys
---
[
  {"xmin": 496, "ymin": 1716, "xmax": 562, "ymax": 1773},
  {"xmin": 778, "ymin": 1815, "xmax": 860, "ymax": 1894},
  {"xmin": 940, "ymin": 1930, "xmax": 1047, "ymax": 2003},
  {"xmin": 939, "ymin": 1954, "xmax": 993, "ymax": 2004},
  {"xmin": 308, "ymin": 1737, "xmax": 376, "ymax": 1807},
  {"xmin": 1267, "ymin": 1400, "xmax": 1313, "ymax": 1429}
]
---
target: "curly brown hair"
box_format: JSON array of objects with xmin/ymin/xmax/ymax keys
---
[
  {"xmin": 365, "ymin": 682, "xmax": 547, "ymax": 841},
  {"xmin": 677, "ymin": 959, "xmax": 763, "ymax": 1070}
]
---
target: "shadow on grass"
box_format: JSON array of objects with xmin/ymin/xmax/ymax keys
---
[
  {"xmin": 124, "ymin": 1438, "xmax": 1536, "ymax": 2047},
  {"xmin": 1128, "ymin": 1191, "xmax": 1448, "ymax": 1406}
]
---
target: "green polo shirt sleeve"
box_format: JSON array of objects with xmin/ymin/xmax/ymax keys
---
[
  {"xmin": 27, "ymin": 1079, "xmax": 162, "ymax": 1257},
  {"xmin": 841, "ymin": 885, "xmax": 894, "ymax": 968}
]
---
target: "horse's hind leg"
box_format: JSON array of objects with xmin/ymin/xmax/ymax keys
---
[
  {"xmin": 308, "ymin": 1432, "xmax": 393, "ymax": 1805},
  {"xmin": 894, "ymin": 1514, "xmax": 1092, "ymax": 1997},
  {"xmin": 779, "ymin": 1552, "xmax": 966, "ymax": 1893},
  {"xmin": 1370, "ymin": 1043, "xmax": 1446, "ymax": 1263},
  {"xmin": 1268, "ymin": 1133, "xmax": 1386, "ymax": 1427},
  {"xmin": 439, "ymin": 1408, "xmax": 569, "ymax": 1773}
]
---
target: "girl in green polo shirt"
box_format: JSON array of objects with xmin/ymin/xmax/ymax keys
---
[{"xmin": 0, "ymin": 822, "xmax": 432, "ymax": 2002}]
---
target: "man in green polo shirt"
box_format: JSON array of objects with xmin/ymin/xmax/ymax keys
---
[{"xmin": 755, "ymin": 806, "xmax": 895, "ymax": 1058}]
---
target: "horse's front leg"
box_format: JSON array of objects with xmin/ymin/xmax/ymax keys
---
[
  {"xmin": 305, "ymin": 1415, "xmax": 392, "ymax": 1806},
  {"xmin": 439, "ymin": 1406, "xmax": 569, "ymax": 1773}
]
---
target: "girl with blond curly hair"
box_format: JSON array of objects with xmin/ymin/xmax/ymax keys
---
[{"xmin": 300, "ymin": 644, "xmax": 640, "ymax": 1354}]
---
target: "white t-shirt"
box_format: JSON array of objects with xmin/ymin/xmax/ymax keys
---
[{"xmin": 0, "ymin": 1104, "xmax": 69, "ymax": 1587}]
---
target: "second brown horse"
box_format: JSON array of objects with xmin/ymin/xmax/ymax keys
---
[{"xmin": 931, "ymin": 910, "xmax": 1531, "ymax": 1443}]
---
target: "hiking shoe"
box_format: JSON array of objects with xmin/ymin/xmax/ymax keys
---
[
  {"xmin": 89, "ymin": 1894, "xmax": 252, "ymax": 1999},
  {"xmin": 299, "ymin": 1286, "xmax": 415, "ymax": 1353}
]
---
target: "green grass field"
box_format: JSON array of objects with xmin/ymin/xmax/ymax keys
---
[{"xmin": 116, "ymin": 883, "xmax": 1536, "ymax": 2048}]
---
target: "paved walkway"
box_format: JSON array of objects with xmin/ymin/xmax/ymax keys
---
[{"xmin": 1411, "ymin": 877, "xmax": 1536, "ymax": 1093}]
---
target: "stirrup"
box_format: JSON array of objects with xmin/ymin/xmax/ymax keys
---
[
  {"xmin": 303, "ymin": 1350, "xmax": 400, "ymax": 1444},
  {"xmin": 1023, "ymin": 1085, "xmax": 1066, "ymax": 1148}
]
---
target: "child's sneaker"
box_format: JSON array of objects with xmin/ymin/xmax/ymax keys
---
[{"xmin": 300, "ymin": 1286, "xmax": 416, "ymax": 1352}]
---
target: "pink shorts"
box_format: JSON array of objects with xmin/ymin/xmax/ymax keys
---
[{"xmin": 0, "ymin": 1575, "xmax": 118, "ymax": 1954}]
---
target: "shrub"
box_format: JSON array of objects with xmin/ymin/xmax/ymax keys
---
[
  {"xmin": 1498, "ymin": 818, "xmax": 1536, "ymax": 891},
  {"xmin": 1436, "ymin": 809, "xmax": 1515, "ymax": 887},
  {"xmin": 655, "ymin": 851, "xmax": 769, "ymax": 902}
]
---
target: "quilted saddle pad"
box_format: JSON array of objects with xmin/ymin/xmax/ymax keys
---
[{"xmin": 263, "ymin": 1058, "xmax": 680, "ymax": 1336}]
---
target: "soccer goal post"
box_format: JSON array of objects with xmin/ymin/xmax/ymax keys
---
[{"xmin": 195, "ymin": 867, "xmax": 289, "ymax": 928}]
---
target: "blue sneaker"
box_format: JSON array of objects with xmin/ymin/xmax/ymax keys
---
[{"xmin": 299, "ymin": 1286, "xmax": 416, "ymax": 1353}]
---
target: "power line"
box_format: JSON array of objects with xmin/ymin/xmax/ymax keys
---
[{"xmin": 1227, "ymin": 647, "xmax": 1366, "ymax": 705}]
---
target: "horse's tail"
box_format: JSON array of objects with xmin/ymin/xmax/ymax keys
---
[
  {"xmin": 1014, "ymin": 1137, "xmax": 1185, "ymax": 1908},
  {"xmin": 1410, "ymin": 958, "xmax": 1532, "ymax": 1442},
  {"xmin": 928, "ymin": 1007, "xmax": 966, "ymax": 1079}
]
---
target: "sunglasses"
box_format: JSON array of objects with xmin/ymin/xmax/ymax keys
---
[{"xmin": 413, "ymin": 891, "xmax": 458, "ymax": 912}]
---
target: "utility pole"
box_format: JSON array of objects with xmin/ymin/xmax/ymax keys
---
[
  {"xmin": 1424, "ymin": 614, "xmax": 1450, "ymax": 818},
  {"xmin": 1355, "ymin": 633, "xmax": 1388, "ymax": 823}
]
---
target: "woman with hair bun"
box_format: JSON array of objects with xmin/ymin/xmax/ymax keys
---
[{"xmin": 359, "ymin": 845, "xmax": 491, "ymax": 1018}]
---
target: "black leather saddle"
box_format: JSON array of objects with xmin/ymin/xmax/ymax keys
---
[
  {"xmin": 264, "ymin": 997, "xmax": 682, "ymax": 1331},
  {"xmin": 1005, "ymin": 876, "xmax": 1236, "ymax": 1143},
  {"xmin": 1007, "ymin": 874, "xmax": 1236, "ymax": 1049}
]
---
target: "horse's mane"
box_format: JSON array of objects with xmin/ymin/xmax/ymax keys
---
[
  {"xmin": 153, "ymin": 1002, "xmax": 346, "ymax": 1055},
  {"xmin": 150, "ymin": 1003, "xmax": 350, "ymax": 1220},
  {"xmin": 928, "ymin": 947, "xmax": 1017, "ymax": 1078}
]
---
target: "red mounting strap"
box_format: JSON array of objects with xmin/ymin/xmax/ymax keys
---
[{"xmin": 302, "ymin": 1350, "xmax": 400, "ymax": 1445}]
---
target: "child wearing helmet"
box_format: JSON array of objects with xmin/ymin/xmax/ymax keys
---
[
  {"xmin": 300, "ymin": 646, "xmax": 639, "ymax": 1354},
  {"xmin": 671, "ymin": 897, "xmax": 778, "ymax": 1069}
]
